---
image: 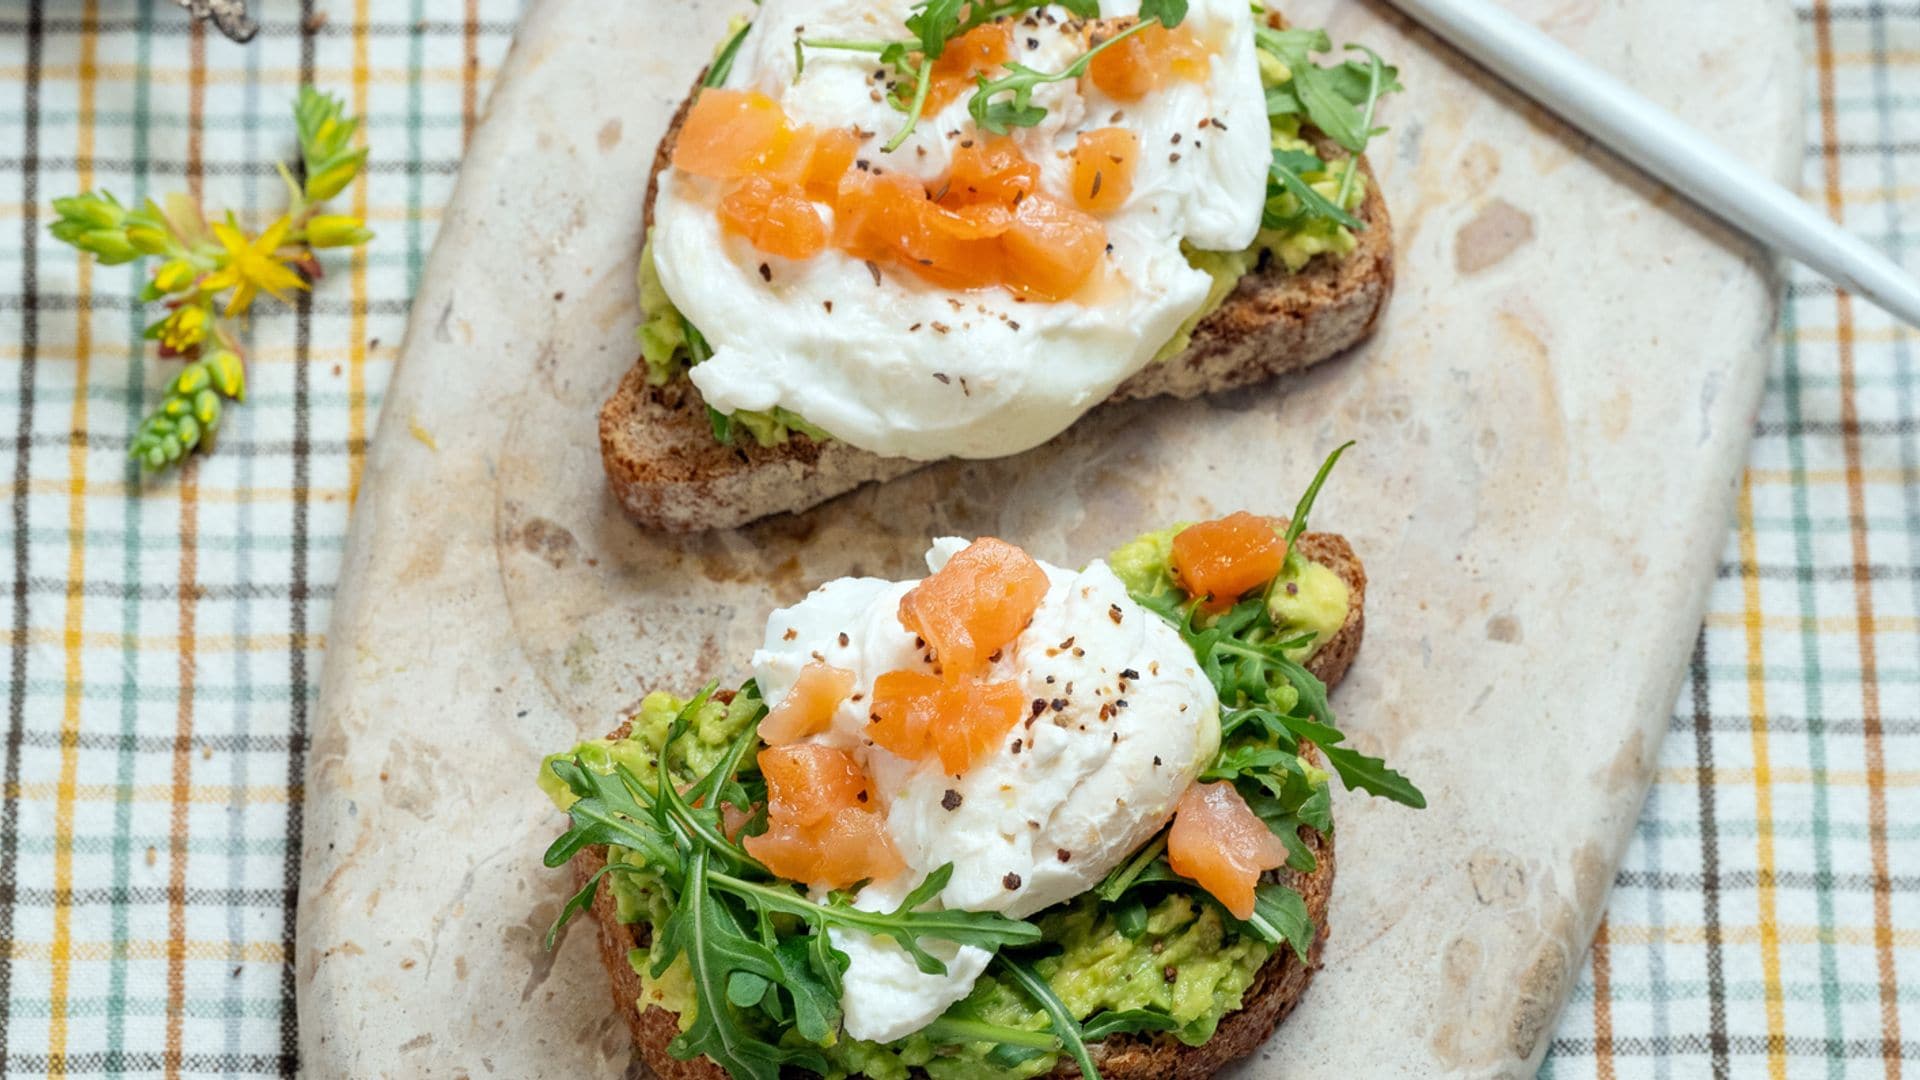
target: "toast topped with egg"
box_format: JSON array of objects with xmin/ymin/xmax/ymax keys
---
[
  {"xmin": 601, "ymin": 0, "xmax": 1399, "ymax": 531},
  {"xmin": 539, "ymin": 449, "xmax": 1424, "ymax": 1078}
]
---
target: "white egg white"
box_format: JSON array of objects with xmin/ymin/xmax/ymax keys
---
[
  {"xmin": 652, "ymin": 0, "xmax": 1270, "ymax": 460},
  {"xmin": 751, "ymin": 539, "xmax": 1220, "ymax": 1042}
]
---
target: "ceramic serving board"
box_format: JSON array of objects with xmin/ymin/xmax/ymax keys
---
[{"xmin": 294, "ymin": 0, "xmax": 1803, "ymax": 1075}]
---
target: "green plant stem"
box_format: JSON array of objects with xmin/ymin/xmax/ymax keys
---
[
  {"xmin": 921, "ymin": 1017, "xmax": 1059, "ymax": 1051},
  {"xmin": 1331, "ymin": 50, "xmax": 1381, "ymax": 220},
  {"xmin": 885, "ymin": 61, "xmax": 935, "ymax": 151}
]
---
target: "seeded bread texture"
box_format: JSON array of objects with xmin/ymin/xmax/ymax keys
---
[
  {"xmin": 600, "ymin": 75, "xmax": 1394, "ymax": 533},
  {"xmin": 565, "ymin": 532, "xmax": 1364, "ymax": 1079}
]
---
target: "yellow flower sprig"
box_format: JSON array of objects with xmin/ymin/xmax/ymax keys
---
[{"xmin": 48, "ymin": 85, "xmax": 372, "ymax": 473}]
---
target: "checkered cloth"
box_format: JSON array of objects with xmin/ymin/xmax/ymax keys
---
[{"xmin": 0, "ymin": 1, "xmax": 1912, "ymax": 1076}]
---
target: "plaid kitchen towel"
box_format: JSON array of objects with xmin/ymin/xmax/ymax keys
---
[
  {"xmin": 1541, "ymin": 4, "xmax": 1920, "ymax": 1078},
  {"xmin": 0, "ymin": 1, "xmax": 518, "ymax": 1073},
  {"xmin": 0, "ymin": 1, "xmax": 1914, "ymax": 1077}
]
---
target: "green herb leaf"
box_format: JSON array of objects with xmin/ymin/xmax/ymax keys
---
[
  {"xmin": 1284, "ymin": 440, "xmax": 1352, "ymax": 546},
  {"xmin": 655, "ymin": 849, "xmax": 830, "ymax": 1080},
  {"xmin": 708, "ymin": 22, "xmax": 753, "ymax": 87},
  {"xmin": 969, "ymin": 18, "xmax": 1163, "ymax": 135},
  {"xmin": 1269, "ymin": 150, "xmax": 1363, "ymax": 232},
  {"xmin": 1081, "ymin": 1008, "xmax": 1181, "ymax": 1040},
  {"xmin": 1137, "ymin": 0, "xmax": 1188, "ymax": 28},
  {"xmin": 772, "ymin": 935, "xmax": 844, "ymax": 1042},
  {"xmin": 710, "ymin": 866, "xmax": 1041, "ymax": 975},
  {"xmin": 1239, "ymin": 883, "xmax": 1315, "ymax": 961},
  {"xmin": 1094, "ymin": 834, "xmax": 1168, "ymax": 902},
  {"xmin": 997, "ymin": 955, "xmax": 1102, "ymax": 1080},
  {"xmin": 541, "ymin": 757, "xmax": 676, "ymax": 872}
]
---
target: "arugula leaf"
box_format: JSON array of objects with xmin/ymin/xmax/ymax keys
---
[
  {"xmin": 710, "ymin": 866, "xmax": 1041, "ymax": 975},
  {"xmin": 706, "ymin": 22, "xmax": 752, "ymax": 88},
  {"xmin": 1317, "ymin": 743, "xmax": 1426, "ymax": 808},
  {"xmin": 675, "ymin": 314, "xmax": 735, "ymax": 446},
  {"xmin": 969, "ymin": 4, "xmax": 1191, "ymax": 135},
  {"xmin": 925, "ymin": 1015, "xmax": 1059, "ymax": 1068},
  {"xmin": 1330, "ymin": 47, "xmax": 1387, "ymax": 208},
  {"xmin": 1094, "ymin": 834, "xmax": 1168, "ymax": 902},
  {"xmin": 1269, "ymin": 150, "xmax": 1363, "ymax": 232},
  {"xmin": 1263, "ymin": 652, "xmax": 1425, "ymax": 808},
  {"xmin": 1239, "ymin": 883, "xmax": 1315, "ymax": 961},
  {"xmin": 1112, "ymin": 894, "xmax": 1150, "ymax": 939},
  {"xmin": 773, "ymin": 935, "xmax": 844, "ymax": 1042},
  {"xmin": 1137, "ymin": 0, "xmax": 1187, "ymax": 28},
  {"xmin": 655, "ymin": 848, "xmax": 827, "ymax": 1080},
  {"xmin": 905, "ymin": 0, "xmax": 968, "ymax": 57},
  {"xmin": 545, "ymin": 858, "xmax": 643, "ymax": 950},
  {"xmin": 541, "ymin": 757, "xmax": 675, "ymax": 873},
  {"xmin": 1081, "ymin": 1008, "xmax": 1181, "ymax": 1040},
  {"xmin": 997, "ymin": 955, "xmax": 1102, "ymax": 1080},
  {"xmin": 1256, "ymin": 26, "xmax": 1331, "ymax": 65},
  {"xmin": 1323, "ymin": 53, "xmax": 1404, "ymax": 105},
  {"xmin": 1284, "ymin": 439, "xmax": 1352, "ymax": 546}
]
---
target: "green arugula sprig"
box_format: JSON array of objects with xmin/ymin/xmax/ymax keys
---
[
  {"xmin": 969, "ymin": 0, "xmax": 1188, "ymax": 134},
  {"xmin": 1093, "ymin": 443, "xmax": 1425, "ymax": 964},
  {"xmin": 1256, "ymin": 28, "xmax": 1400, "ymax": 234},
  {"xmin": 543, "ymin": 687, "xmax": 1043, "ymax": 1080}
]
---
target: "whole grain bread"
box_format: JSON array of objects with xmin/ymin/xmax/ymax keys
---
[
  {"xmin": 566, "ymin": 531, "xmax": 1365, "ymax": 1079},
  {"xmin": 600, "ymin": 68, "xmax": 1395, "ymax": 533}
]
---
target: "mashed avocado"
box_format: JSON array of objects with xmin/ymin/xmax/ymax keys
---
[
  {"xmin": 539, "ymin": 685, "xmax": 1284, "ymax": 1079},
  {"xmin": 1108, "ymin": 522, "xmax": 1349, "ymax": 662},
  {"xmin": 1153, "ymin": 49, "xmax": 1367, "ymax": 361},
  {"xmin": 634, "ymin": 242, "xmax": 835, "ymax": 447}
]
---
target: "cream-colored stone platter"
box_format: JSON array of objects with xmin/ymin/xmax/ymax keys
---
[{"xmin": 295, "ymin": 0, "xmax": 1801, "ymax": 1074}]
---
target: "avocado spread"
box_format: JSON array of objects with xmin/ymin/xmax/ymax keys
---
[
  {"xmin": 538, "ymin": 526, "xmax": 1353, "ymax": 1079},
  {"xmin": 635, "ymin": 22, "xmax": 1374, "ymax": 446}
]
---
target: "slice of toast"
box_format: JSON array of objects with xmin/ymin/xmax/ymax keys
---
[
  {"xmin": 568, "ymin": 532, "xmax": 1365, "ymax": 1078},
  {"xmin": 600, "ymin": 71, "xmax": 1395, "ymax": 533}
]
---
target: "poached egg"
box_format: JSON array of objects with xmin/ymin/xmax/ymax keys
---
[
  {"xmin": 651, "ymin": 0, "xmax": 1270, "ymax": 460},
  {"xmin": 751, "ymin": 538, "xmax": 1220, "ymax": 1041}
]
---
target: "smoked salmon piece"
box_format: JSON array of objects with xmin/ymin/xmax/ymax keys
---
[
  {"xmin": 1071, "ymin": 127, "xmax": 1140, "ymax": 214},
  {"xmin": 868, "ymin": 670, "xmax": 1026, "ymax": 775},
  {"xmin": 1001, "ymin": 194, "xmax": 1105, "ymax": 299},
  {"xmin": 1087, "ymin": 23, "xmax": 1211, "ymax": 101},
  {"xmin": 671, "ymin": 88, "xmax": 790, "ymax": 179},
  {"xmin": 746, "ymin": 744, "xmax": 904, "ymax": 888},
  {"xmin": 1167, "ymin": 780, "xmax": 1288, "ymax": 919},
  {"xmin": 757, "ymin": 744, "xmax": 871, "ymax": 827},
  {"xmin": 719, "ymin": 176, "xmax": 828, "ymax": 260},
  {"xmin": 924, "ymin": 23, "xmax": 1014, "ymax": 114},
  {"xmin": 898, "ymin": 537, "xmax": 1051, "ymax": 674},
  {"xmin": 803, "ymin": 127, "xmax": 862, "ymax": 200},
  {"xmin": 942, "ymin": 137, "xmax": 1040, "ymax": 207},
  {"xmin": 759, "ymin": 661, "xmax": 856, "ymax": 745},
  {"xmin": 1169, "ymin": 511, "xmax": 1285, "ymax": 612},
  {"xmin": 746, "ymin": 809, "xmax": 905, "ymax": 889}
]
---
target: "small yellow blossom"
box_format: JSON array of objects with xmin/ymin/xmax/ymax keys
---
[
  {"xmin": 150, "ymin": 303, "xmax": 209, "ymax": 353},
  {"xmin": 199, "ymin": 214, "xmax": 309, "ymax": 317}
]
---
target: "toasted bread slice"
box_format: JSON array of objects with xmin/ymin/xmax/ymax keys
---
[
  {"xmin": 600, "ymin": 72, "xmax": 1395, "ymax": 533},
  {"xmin": 568, "ymin": 532, "xmax": 1364, "ymax": 1078}
]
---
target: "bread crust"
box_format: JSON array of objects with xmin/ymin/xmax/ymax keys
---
[
  {"xmin": 565, "ymin": 532, "xmax": 1364, "ymax": 1079},
  {"xmin": 601, "ymin": 71, "xmax": 1394, "ymax": 532}
]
